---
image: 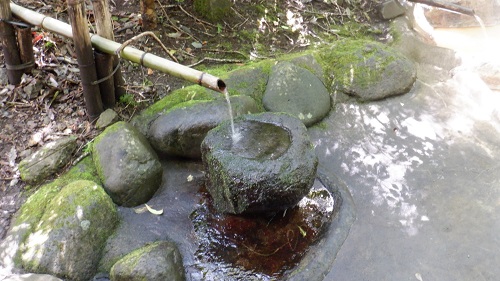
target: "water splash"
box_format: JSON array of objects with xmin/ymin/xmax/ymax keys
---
[
  {"xmin": 474, "ymin": 15, "xmax": 489, "ymax": 42},
  {"xmin": 222, "ymin": 89, "xmax": 242, "ymax": 143}
]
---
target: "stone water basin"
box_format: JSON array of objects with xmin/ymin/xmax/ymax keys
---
[{"xmin": 201, "ymin": 112, "xmax": 318, "ymax": 214}]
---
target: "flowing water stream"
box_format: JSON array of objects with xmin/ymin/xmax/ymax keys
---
[{"xmin": 222, "ymin": 88, "xmax": 242, "ymax": 143}]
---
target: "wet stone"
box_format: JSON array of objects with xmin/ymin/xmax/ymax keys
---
[{"xmin": 149, "ymin": 95, "xmax": 260, "ymax": 159}]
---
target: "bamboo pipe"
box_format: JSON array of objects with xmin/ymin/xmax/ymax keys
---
[
  {"xmin": 9, "ymin": 2, "xmax": 227, "ymax": 93},
  {"xmin": 407, "ymin": 0, "xmax": 475, "ymax": 17}
]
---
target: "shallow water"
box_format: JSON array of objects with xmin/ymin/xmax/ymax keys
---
[{"xmin": 433, "ymin": 24, "xmax": 500, "ymax": 63}]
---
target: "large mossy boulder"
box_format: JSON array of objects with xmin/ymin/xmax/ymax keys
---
[
  {"xmin": 93, "ymin": 121, "xmax": 162, "ymax": 207},
  {"xmin": 149, "ymin": 95, "xmax": 261, "ymax": 159},
  {"xmin": 318, "ymin": 39, "xmax": 417, "ymax": 101},
  {"xmin": 201, "ymin": 112, "xmax": 318, "ymax": 214},
  {"xmin": 110, "ymin": 241, "xmax": 185, "ymax": 281},
  {"xmin": 263, "ymin": 62, "xmax": 331, "ymax": 127},
  {"xmin": 18, "ymin": 136, "xmax": 77, "ymax": 184},
  {"xmin": 17, "ymin": 180, "xmax": 118, "ymax": 281}
]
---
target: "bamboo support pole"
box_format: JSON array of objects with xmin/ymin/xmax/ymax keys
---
[
  {"xmin": 94, "ymin": 50, "xmax": 115, "ymax": 108},
  {"xmin": 9, "ymin": 2, "xmax": 227, "ymax": 94},
  {"xmin": 407, "ymin": 0, "xmax": 475, "ymax": 17},
  {"xmin": 92, "ymin": 0, "xmax": 125, "ymax": 101},
  {"xmin": 16, "ymin": 25, "xmax": 35, "ymax": 74},
  {"xmin": 0, "ymin": 0, "xmax": 23, "ymax": 84},
  {"xmin": 67, "ymin": 0, "xmax": 103, "ymax": 119}
]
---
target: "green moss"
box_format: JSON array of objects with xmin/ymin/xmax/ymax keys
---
[
  {"xmin": 110, "ymin": 242, "xmax": 161, "ymax": 279},
  {"xmin": 193, "ymin": 0, "xmax": 232, "ymax": 23},
  {"xmin": 315, "ymin": 39, "xmax": 398, "ymax": 92}
]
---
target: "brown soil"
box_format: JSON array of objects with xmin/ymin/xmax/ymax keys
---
[{"xmin": 0, "ymin": 0, "xmax": 385, "ymax": 240}]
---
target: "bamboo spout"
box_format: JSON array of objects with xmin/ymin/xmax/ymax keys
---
[
  {"xmin": 407, "ymin": 0, "xmax": 475, "ymax": 17},
  {"xmin": 9, "ymin": 3, "xmax": 227, "ymax": 93}
]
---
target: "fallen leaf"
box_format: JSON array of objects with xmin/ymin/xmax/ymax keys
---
[
  {"xmin": 133, "ymin": 206, "xmax": 147, "ymax": 214},
  {"xmin": 166, "ymin": 32, "xmax": 182, "ymax": 38},
  {"xmin": 147, "ymin": 68, "xmax": 154, "ymax": 75},
  {"xmin": 145, "ymin": 204, "xmax": 163, "ymax": 215},
  {"xmin": 191, "ymin": 42, "xmax": 203, "ymax": 49},
  {"xmin": 187, "ymin": 174, "xmax": 193, "ymax": 182}
]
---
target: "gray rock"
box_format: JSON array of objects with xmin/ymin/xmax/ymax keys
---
[
  {"xmin": 110, "ymin": 241, "xmax": 185, "ymax": 281},
  {"xmin": 19, "ymin": 180, "xmax": 118, "ymax": 281},
  {"xmin": 381, "ymin": 0, "xmax": 405, "ymax": 20},
  {"xmin": 96, "ymin": 108, "xmax": 120, "ymax": 129},
  {"xmin": 320, "ymin": 39, "xmax": 417, "ymax": 101},
  {"xmin": 263, "ymin": 62, "xmax": 331, "ymax": 127},
  {"xmin": 18, "ymin": 136, "xmax": 77, "ymax": 184},
  {"xmin": 476, "ymin": 61, "xmax": 500, "ymax": 90},
  {"xmin": 290, "ymin": 54, "xmax": 326, "ymax": 84},
  {"xmin": 3, "ymin": 273, "xmax": 63, "ymax": 281},
  {"xmin": 201, "ymin": 112, "xmax": 318, "ymax": 214},
  {"xmin": 149, "ymin": 95, "xmax": 261, "ymax": 159},
  {"xmin": 93, "ymin": 121, "xmax": 162, "ymax": 207}
]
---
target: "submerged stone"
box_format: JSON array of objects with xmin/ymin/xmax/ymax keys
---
[
  {"xmin": 19, "ymin": 136, "xmax": 77, "ymax": 184},
  {"xmin": 191, "ymin": 180, "xmax": 339, "ymax": 279},
  {"xmin": 93, "ymin": 121, "xmax": 162, "ymax": 207},
  {"xmin": 319, "ymin": 39, "xmax": 417, "ymax": 101},
  {"xmin": 201, "ymin": 112, "xmax": 318, "ymax": 214},
  {"xmin": 110, "ymin": 241, "xmax": 185, "ymax": 281},
  {"xmin": 263, "ymin": 62, "xmax": 331, "ymax": 127},
  {"xmin": 149, "ymin": 95, "xmax": 260, "ymax": 159}
]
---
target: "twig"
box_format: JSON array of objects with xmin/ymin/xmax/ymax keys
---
[
  {"xmin": 115, "ymin": 31, "xmax": 179, "ymax": 63},
  {"xmin": 187, "ymin": 57, "xmax": 243, "ymax": 68},
  {"xmin": 178, "ymin": 5, "xmax": 217, "ymax": 27},
  {"xmin": 202, "ymin": 49, "xmax": 247, "ymax": 59}
]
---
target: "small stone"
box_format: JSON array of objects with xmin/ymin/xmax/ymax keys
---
[
  {"xmin": 95, "ymin": 108, "xmax": 120, "ymax": 129},
  {"xmin": 19, "ymin": 136, "xmax": 78, "ymax": 184},
  {"xmin": 381, "ymin": 0, "xmax": 406, "ymax": 20},
  {"xmin": 110, "ymin": 241, "xmax": 185, "ymax": 281}
]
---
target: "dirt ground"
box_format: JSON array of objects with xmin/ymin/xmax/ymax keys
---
[{"xmin": 0, "ymin": 0, "xmax": 385, "ymax": 240}]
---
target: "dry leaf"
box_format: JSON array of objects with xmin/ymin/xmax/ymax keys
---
[
  {"xmin": 187, "ymin": 174, "xmax": 193, "ymax": 182},
  {"xmin": 145, "ymin": 204, "xmax": 163, "ymax": 215},
  {"xmin": 147, "ymin": 68, "xmax": 154, "ymax": 75},
  {"xmin": 133, "ymin": 206, "xmax": 147, "ymax": 214}
]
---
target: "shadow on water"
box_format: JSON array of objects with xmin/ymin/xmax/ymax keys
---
[{"xmin": 191, "ymin": 180, "xmax": 338, "ymax": 280}]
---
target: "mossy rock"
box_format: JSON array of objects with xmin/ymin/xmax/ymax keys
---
[
  {"xmin": 317, "ymin": 39, "xmax": 417, "ymax": 101},
  {"xmin": 149, "ymin": 95, "xmax": 261, "ymax": 159},
  {"xmin": 110, "ymin": 241, "xmax": 185, "ymax": 281},
  {"xmin": 18, "ymin": 180, "xmax": 118, "ymax": 281},
  {"xmin": 130, "ymin": 85, "xmax": 218, "ymax": 137},
  {"xmin": 93, "ymin": 121, "xmax": 162, "ymax": 207}
]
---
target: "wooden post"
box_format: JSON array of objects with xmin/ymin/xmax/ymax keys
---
[
  {"xmin": 94, "ymin": 50, "xmax": 115, "ymax": 108},
  {"xmin": 16, "ymin": 25, "xmax": 35, "ymax": 74},
  {"xmin": 140, "ymin": 0, "xmax": 157, "ymax": 30},
  {"xmin": 67, "ymin": 0, "xmax": 103, "ymax": 120},
  {"xmin": 92, "ymin": 0, "xmax": 126, "ymax": 102},
  {"xmin": 0, "ymin": 0, "xmax": 23, "ymax": 84}
]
